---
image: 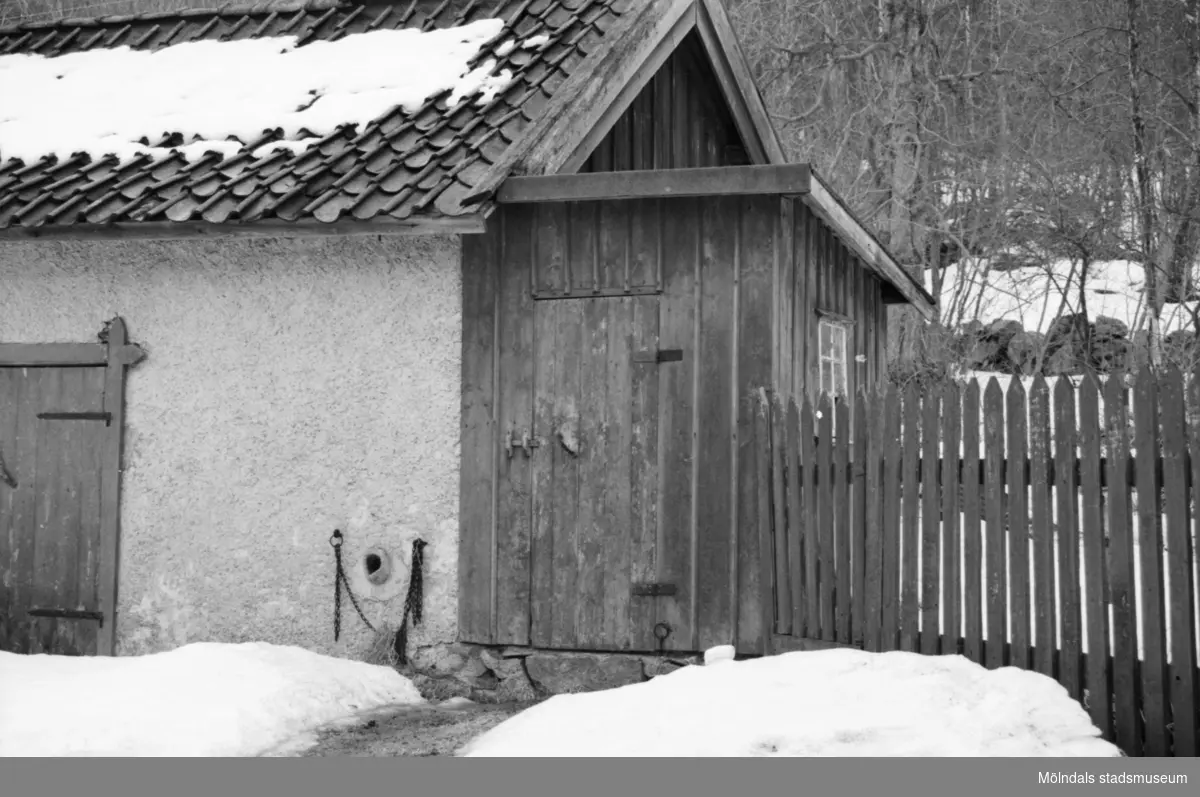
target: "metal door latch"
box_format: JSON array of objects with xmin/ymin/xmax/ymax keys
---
[
  {"xmin": 632, "ymin": 582, "xmax": 677, "ymax": 597},
  {"xmin": 505, "ymin": 428, "xmax": 541, "ymax": 458},
  {"xmin": 28, "ymin": 608, "xmax": 104, "ymax": 627}
]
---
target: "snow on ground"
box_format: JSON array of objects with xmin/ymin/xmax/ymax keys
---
[
  {"xmin": 938, "ymin": 258, "xmax": 1200, "ymax": 335},
  {"xmin": 0, "ymin": 642, "xmax": 423, "ymax": 756},
  {"xmin": 459, "ymin": 648, "xmax": 1121, "ymax": 757},
  {"xmin": 0, "ymin": 19, "xmax": 521, "ymax": 165}
]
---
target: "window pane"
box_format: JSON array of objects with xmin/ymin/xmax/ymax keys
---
[
  {"xmin": 820, "ymin": 323, "xmax": 833, "ymax": 358},
  {"xmin": 821, "ymin": 361, "xmax": 832, "ymax": 394}
]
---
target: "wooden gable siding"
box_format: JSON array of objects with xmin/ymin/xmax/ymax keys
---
[
  {"xmin": 777, "ymin": 200, "xmax": 889, "ymax": 406},
  {"xmin": 459, "ymin": 194, "xmax": 782, "ymax": 655},
  {"xmin": 581, "ymin": 34, "xmax": 746, "ymax": 174}
]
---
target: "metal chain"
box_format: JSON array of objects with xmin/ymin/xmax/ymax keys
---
[
  {"xmin": 330, "ymin": 529, "xmax": 375, "ymax": 641},
  {"xmin": 394, "ymin": 538, "xmax": 427, "ymax": 665}
]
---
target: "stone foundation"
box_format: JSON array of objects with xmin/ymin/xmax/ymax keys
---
[{"xmin": 405, "ymin": 642, "xmax": 703, "ymax": 701}]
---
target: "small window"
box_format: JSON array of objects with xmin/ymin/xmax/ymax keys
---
[{"xmin": 818, "ymin": 317, "xmax": 849, "ymax": 399}]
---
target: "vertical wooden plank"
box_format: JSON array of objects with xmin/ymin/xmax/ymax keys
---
[
  {"xmin": 533, "ymin": 204, "xmax": 566, "ymax": 295},
  {"xmin": 3, "ymin": 368, "xmax": 40, "ymax": 654},
  {"xmin": 76, "ymin": 369, "xmax": 107, "ymax": 657},
  {"xmin": 817, "ymin": 391, "xmax": 835, "ymax": 641},
  {"xmin": 941, "ymin": 382, "xmax": 961, "ymax": 654},
  {"xmin": 801, "ymin": 394, "xmax": 819, "ymax": 638},
  {"xmin": 458, "ymin": 227, "xmax": 499, "ymax": 644},
  {"xmin": 851, "ymin": 390, "xmax": 869, "ymax": 648},
  {"xmin": 1079, "ymin": 375, "xmax": 1112, "ymax": 740},
  {"xmin": 804, "ymin": 212, "xmax": 819, "ymax": 398},
  {"xmin": 786, "ymin": 399, "xmax": 805, "ymax": 634},
  {"xmin": 1030, "ymin": 376, "xmax": 1055, "ymax": 677},
  {"xmin": 921, "ymin": 386, "xmax": 942, "ymax": 655},
  {"xmin": 657, "ymin": 197, "xmax": 697, "ymax": 651},
  {"xmin": 834, "ymin": 394, "xmax": 851, "ymax": 643},
  {"xmin": 1161, "ymin": 367, "xmax": 1196, "ymax": 756},
  {"xmin": 1055, "ymin": 378, "xmax": 1083, "ymax": 702},
  {"xmin": 792, "ymin": 205, "xmax": 809, "ymax": 400},
  {"xmin": 736, "ymin": 197, "xmax": 778, "ymax": 653},
  {"xmin": 628, "ymin": 301, "xmax": 661, "ymax": 654},
  {"xmin": 1133, "ymin": 367, "xmax": 1168, "ymax": 756},
  {"xmin": 880, "ymin": 385, "xmax": 902, "ymax": 651},
  {"xmin": 0, "ymin": 368, "xmax": 24, "ymax": 652},
  {"xmin": 900, "ymin": 384, "xmax": 920, "ymax": 652},
  {"xmin": 31, "ymin": 369, "xmax": 66, "ymax": 655},
  {"xmin": 984, "ymin": 377, "xmax": 1007, "ymax": 669},
  {"xmin": 1105, "ymin": 373, "xmax": 1140, "ymax": 756},
  {"xmin": 864, "ymin": 387, "xmax": 885, "ymax": 652},
  {"xmin": 771, "ymin": 395, "xmax": 791, "ymax": 634},
  {"xmin": 1006, "ymin": 379, "xmax": 1030, "ymax": 670},
  {"xmin": 777, "ymin": 199, "xmax": 794, "ymax": 402},
  {"xmin": 694, "ymin": 196, "xmax": 737, "ymax": 650},
  {"xmin": 756, "ymin": 391, "xmax": 774, "ymax": 654},
  {"xmin": 495, "ymin": 207, "xmax": 535, "ymax": 646},
  {"xmin": 962, "ymin": 379, "xmax": 984, "ymax": 664},
  {"xmin": 530, "ymin": 296, "xmax": 558, "ymax": 649},
  {"xmin": 602, "ymin": 298, "xmax": 635, "ymax": 648}
]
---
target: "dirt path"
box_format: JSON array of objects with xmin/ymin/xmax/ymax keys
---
[{"xmin": 296, "ymin": 700, "xmax": 531, "ymax": 757}]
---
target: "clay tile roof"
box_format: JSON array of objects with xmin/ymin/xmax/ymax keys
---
[{"xmin": 0, "ymin": 0, "xmax": 631, "ymax": 232}]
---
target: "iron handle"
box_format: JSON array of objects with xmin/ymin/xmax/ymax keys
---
[
  {"xmin": 519, "ymin": 430, "xmax": 541, "ymax": 457},
  {"xmin": 0, "ymin": 443, "xmax": 14, "ymax": 488}
]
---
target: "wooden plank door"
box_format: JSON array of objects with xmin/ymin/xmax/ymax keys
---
[
  {"xmin": 1, "ymin": 366, "xmax": 109, "ymax": 656},
  {"xmin": 528, "ymin": 295, "xmax": 662, "ymax": 651}
]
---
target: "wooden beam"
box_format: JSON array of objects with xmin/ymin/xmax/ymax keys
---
[
  {"xmin": 0, "ymin": 214, "xmax": 486, "ymax": 243},
  {"xmin": 0, "ymin": 342, "xmax": 108, "ymax": 366},
  {"xmin": 457, "ymin": 0, "xmax": 696, "ymax": 209},
  {"xmin": 556, "ymin": 5, "xmax": 697, "ymax": 175},
  {"xmin": 695, "ymin": 0, "xmax": 787, "ymax": 165},
  {"xmin": 498, "ymin": 164, "xmax": 812, "ymax": 203},
  {"xmin": 802, "ymin": 169, "xmax": 937, "ymax": 319}
]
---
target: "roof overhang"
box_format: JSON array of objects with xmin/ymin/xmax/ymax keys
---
[{"xmin": 494, "ymin": 164, "xmax": 937, "ymax": 318}]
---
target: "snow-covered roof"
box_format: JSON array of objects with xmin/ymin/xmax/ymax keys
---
[{"xmin": 0, "ymin": 0, "xmax": 628, "ymax": 231}]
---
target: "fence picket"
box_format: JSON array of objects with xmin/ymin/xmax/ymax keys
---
[
  {"xmin": 901, "ymin": 384, "xmax": 921, "ymax": 653},
  {"xmin": 771, "ymin": 394, "xmax": 791, "ymax": 636},
  {"xmin": 835, "ymin": 396, "xmax": 852, "ymax": 644},
  {"xmin": 1105, "ymin": 373, "xmax": 1140, "ymax": 756},
  {"xmin": 801, "ymin": 395, "xmax": 818, "ymax": 638},
  {"xmin": 1030, "ymin": 376, "xmax": 1054, "ymax": 677},
  {"xmin": 1055, "ymin": 377, "xmax": 1082, "ymax": 702},
  {"xmin": 941, "ymin": 382, "xmax": 961, "ymax": 654},
  {"xmin": 1078, "ymin": 374, "xmax": 1112, "ymax": 739},
  {"xmin": 962, "ymin": 380, "xmax": 984, "ymax": 665},
  {"xmin": 786, "ymin": 399, "xmax": 804, "ymax": 637},
  {"xmin": 851, "ymin": 391, "xmax": 869, "ymax": 648},
  {"xmin": 1134, "ymin": 368, "xmax": 1168, "ymax": 756},
  {"xmin": 1160, "ymin": 367, "xmax": 1195, "ymax": 756},
  {"xmin": 817, "ymin": 392, "xmax": 835, "ymax": 641},
  {"xmin": 1008, "ymin": 378, "xmax": 1031, "ymax": 670},
  {"xmin": 864, "ymin": 389, "xmax": 885, "ymax": 652},
  {"xmin": 881, "ymin": 386, "xmax": 903, "ymax": 652},
  {"xmin": 984, "ymin": 378, "xmax": 1007, "ymax": 669},
  {"xmin": 921, "ymin": 388, "xmax": 942, "ymax": 655}
]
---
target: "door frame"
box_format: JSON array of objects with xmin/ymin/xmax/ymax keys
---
[{"xmin": 0, "ymin": 317, "xmax": 145, "ymax": 655}]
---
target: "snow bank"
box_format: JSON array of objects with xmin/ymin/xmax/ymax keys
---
[
  {"xmin": 0, "ymin": 642, "xmax": 423, "ymax": 756},
  {"xmin": 459, "ymin": 648, "xmax": 1121, "ymax": 757},
  {"xmin": 938, "ymin": 259, "xmax": 1200, "ymax": 335},
  {"xmin": 0, "ymin": 20, "xmax": 515, "ymax": 165}
]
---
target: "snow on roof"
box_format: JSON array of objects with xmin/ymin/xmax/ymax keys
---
[
  {"xmin": 939, "ymin": 258, "xmax": 1200, "ymax": 336},
  {"xmin": 0, "ymin": 19, "xmax": 515, "ymax": 165}
]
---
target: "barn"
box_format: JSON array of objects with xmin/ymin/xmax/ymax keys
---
[{"xmin": 0, "ymin": 0, "xmax": 934, "ymax": 693}]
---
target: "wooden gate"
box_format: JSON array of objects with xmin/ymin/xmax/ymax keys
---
[{"xmin": 0, "ymin": 318, "xmax": 144, "ymax": 656}]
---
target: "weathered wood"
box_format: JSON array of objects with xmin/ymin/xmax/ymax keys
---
[
  {"xmin": 1105, "ymin": 374, "xmax": 1140, "ymax": 755},
  {"xmin": 801, "ymin": 394, "xmax": 819, "ymax": 638},
  {"xmin": 1133, "ymin": 368, "xmax": 1167, "ymax": 756},
  {"xmin": 863, "ymin": 387, "xmax": 885, "ymax": 652},
  {"xmin": 756, "ymin": 392, "xmax": 774, "ymax": 655},
  {"xmin": 498, "ymin": 165, "xmax": 813, "ymax": 204},
  {"xmin": 0, "ymin": 343, "xmax": 108, "ymax": 367},
  {"xmin": 1030, "ymin": 376, "xmax": 1055, "ymax": 677},
  {"xmin": 1006, "ymin": 379, "xmax": 1030, "ymax": 670},
  {"xmin": 771, "ymin": 395, "xmax": 791, "ymax": 634},
  {"xmin": 786, "ymin": 399, "xmax": 805, "ymax": 635},
  {"xmin": 817, "ymin": 392, "xmax": 835, "ymax": 641},
  {"xmin": 627, "ymin": 295, "xmax": 662, "ymax": 653},
  {"xmin": 920, "ymin": 387, "xmax": 942, "ymax": 655},
  {"xmin": 1054, "ymin": 377, "xmax": 1082, "ymax": 702},
  {"xmin": 0, "ymin": 215, "xmax": 488, "ymax": 242},
  {"xmin": 940, "ymin": 382, "xmax": 961, "ymax": 654},
  {"xmin": 603, "ymin": 298, "xmax": 636, "ymax": 647},
  {"xmin": 983, "ymin": 378, "xmax": 1007, "ymax": 669},
  {"xmin": 880, "ymin": 385, "xmax": 902, "ymax": 652},
  {"xmin": 1078, "ymin": 375, "xmax": 1112, "ymax": 740},
  {"xmin": 962, "ymin": 380, "xmax": 983, "ymax": 665},
  {"xmin": 458, "ymin": 227, "xmax": 499, "ymax": 644},
  {"xmin": 1161, "ymin": 367, "xmax": 1195, "ymax": 756},
  {"xmin": 850, "ymin": 391, "xmax": 868, "ymax": 648},
  {"xmin": 834, "ymin": 395, "xmax": 851, "ymax": 643},
  {"xmin": 900, "ymin": 384, "xmax": 920, "ymax": 652}
]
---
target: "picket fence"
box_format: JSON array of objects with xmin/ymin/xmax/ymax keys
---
[{"xmin": 753, "ymin": 368, "xmax": 1200, "ymax": 757}]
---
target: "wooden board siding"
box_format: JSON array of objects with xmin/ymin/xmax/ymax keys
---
[{"xmin": 581, "ymin": 34, "xmax": 746, "ymax": 174}]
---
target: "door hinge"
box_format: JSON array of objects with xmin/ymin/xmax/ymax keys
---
[
  {"xmin": 631, "ymin": 582, "xmax": 677, "ymax": 597},
  {"xmin": 37, "ymin": 411, "xmax": 112, "ymax": 426},
  {"xmin": 28, "ymin": 608, "xmax": 104, "ymax": 626},
  {"xmin": 633, "ymin": 349, "xmax": 684, "ymax": 364}
]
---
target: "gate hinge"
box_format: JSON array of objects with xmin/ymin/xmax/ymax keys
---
[
  {"xmin": 633, "ymin": 349, "xmax": 684, "ymax": 364},
  {"xmin": 37, "ymin": 411, "xmax": 112, "ymax": 426},
  {"xmin": 631, "ymin": 582, "xmax": 677, "ymax": 597},
  {"xmin": 28, "ymin": 608, "xmax": 104, "ymax": 626}
]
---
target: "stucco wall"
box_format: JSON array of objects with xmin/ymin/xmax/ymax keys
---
[{"xmin": 0, "ymin": 234, "xmax": 462, "ymax": 659}]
